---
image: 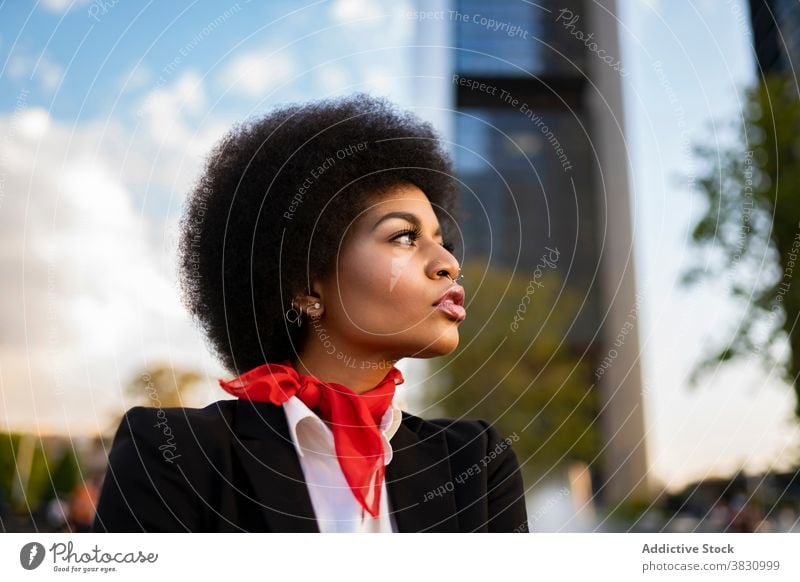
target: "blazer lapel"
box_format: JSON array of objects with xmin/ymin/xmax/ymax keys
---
[
  {"xmin": 231, "ymin": 399, "xmax": 319, "ymax": 532},
  {"xmin": 386, "ymin": 413, "xmax": 460, "ymax": 532},
  {"xmin": 230, "ymin": 401, "xmax": 460, "ymax": 533}
]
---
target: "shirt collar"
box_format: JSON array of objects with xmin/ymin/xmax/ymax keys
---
[{"xmin": 283, "ymin": 395, "xmax": 403, "ymax": 464}]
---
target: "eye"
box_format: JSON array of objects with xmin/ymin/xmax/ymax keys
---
[
  {"xmin": 391, "ymin": 226, "xmax": 422, "ymax": 246},
  {"xmin": 391, "ymin": 226, "xmax": 456, "ymax": 253}
]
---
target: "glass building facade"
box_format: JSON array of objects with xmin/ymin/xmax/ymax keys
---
[
  {"xmin": 749, "ymin": 0, "xmax": 800, "ymax": 74},
  {"xmin": 452, "ymin": 0, "xmax": 601, "ymax": 350}
]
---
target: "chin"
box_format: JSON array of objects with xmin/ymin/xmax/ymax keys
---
[{"xmin": 412, "ymin": 332, "xmax": 460, "ymax": 358}]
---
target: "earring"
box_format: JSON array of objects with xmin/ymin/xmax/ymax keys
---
[
  {"xmin": 285, "ymin": 300, "xmax": 302, "ymax": 327},
  {"xmin": 286, "ymin": 294, "xmax": 323, "ymax": 328}
]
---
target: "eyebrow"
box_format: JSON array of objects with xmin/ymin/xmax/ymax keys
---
[{"xmin": 371, "ymin": 211, "xmax": 441, "ymax": 237}]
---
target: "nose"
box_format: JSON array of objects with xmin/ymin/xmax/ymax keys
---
[{"xmin": 428, "ymin": 248, "xmax": 461, "ymax": 283}]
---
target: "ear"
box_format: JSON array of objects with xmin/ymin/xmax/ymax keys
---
[{"xmin": 293, "ymin": 281, "xmax": 325, "ymax": 319}]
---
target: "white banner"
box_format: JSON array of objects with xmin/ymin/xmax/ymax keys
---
[{"xmin": 1, "ymin": 533, "xmax": 798, "ymax": 580}]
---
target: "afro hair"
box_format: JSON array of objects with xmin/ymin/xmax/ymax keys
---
[{"xmin": 177, "ymin": 93, "xmax": 462, "ymax": 375}]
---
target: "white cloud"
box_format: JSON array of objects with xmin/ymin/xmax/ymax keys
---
[
  {"xmin": 329, "ymin": 0, "xmax": 415, "ymax": 40},
  {"xmin": 317, "ymin": 65, "xmax": 351, "ymax": 93},
  {"xmin": 363, "ymin": 66, "xmax": 396, "ymax": 95},
  {"xmin": 329, "ymin": 0, "xmax": 383, "ymax": 25},
  {"xmin": 16, "ymin": 106, "xmax": 51, "ymax": 139},
  {"xmin": 116, "ymin": 64, "xmax": 153, "ymax": 94},
  {"xmin": 139, "ymin": 69, "xmax": 207, "ymax": 147},
  {"xmin": 41, "ymin": 0, "xmax": 91, "ymax": 13},
  {"xmin": 129, "ymin": 73, "xmax": 230, "ymax": 220},
  {"xmin": 218, "ymin": 51, "xmax": 296, "ymax": 98},
  {"xmin": 135, "ymin": 69, "xmax": 229, "ymax": 198},
  {"xmin": 7, "ymin": 52, "xmax": 64, "ymax": 93},
  {"xmin": 0, "ymin": 107, "xmax": 225, "ymax": 435}
]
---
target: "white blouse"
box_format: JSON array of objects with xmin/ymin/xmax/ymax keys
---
[{"xmin": 282, "ymin": 395, "xmax": 403, "ymax": 532}]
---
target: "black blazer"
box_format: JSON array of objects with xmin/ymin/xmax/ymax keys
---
[{"xmin": 92, "ymin": 399, "xmax": 529, "ymax": 532}]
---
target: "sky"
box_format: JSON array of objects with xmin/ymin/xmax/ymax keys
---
[{"xmin": 0, "ymin": 0, "xmax": 798, "ymax": 494}]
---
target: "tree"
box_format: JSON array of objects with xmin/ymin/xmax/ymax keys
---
[
  {"xmin": 50, "ymin": 447, "xmax": 82, "ymax": 499},
  {"xmin": 124, "ymin": 364, "xmax": 202, "ymax": 408},
  {"xmin": 682, "ymin": 72, "xmax": 800, "ymax": 418},
  {"xmin": 104, "ymin": 363, "xmax": 203, "ymax": 435}
]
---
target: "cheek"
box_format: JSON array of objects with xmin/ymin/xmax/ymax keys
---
[
  {"xmin": 336, "ymin": 249, "xmax": 420, "ymax": 322},
  {"xmin": 386, "ymin": 248, "xmax": 415, "ymax": 297},
  {"xmin": 335, "ymin": 251, "xmax": 391, "ymax": 311}
]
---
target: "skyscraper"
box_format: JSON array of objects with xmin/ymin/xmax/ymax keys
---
[
  {"xmin": 411, "ymin": 0, "xmax": 650, "ymax": 508},
  {"xmin": 748, "ymin": 0, "xmax": 800, "ymax": 74}
]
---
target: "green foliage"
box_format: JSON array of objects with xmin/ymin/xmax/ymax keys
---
[
  {"xmin": 601, "ymin": 496, "xmax": 656, "ymax": 527},
  {"xmin": 682, "ymin": 72, "xmax": 800, "ymax": 417},
  {"xmin": 105, "ymin": 363, "xmax": 204, "ymax": 434},
  {"xmin": 0, "ymin": 433, "xmax": 21, "ymax": 503},
  {"xmin": 0, "ymin": 435, "xmax": 83, "ymax": 511},
  {"xmin": 124, "ymin": 364, "xmax": 202, "ymax": 409},
  {"xmin": 425, "ymin": 258, "xmax": 601, "ymax": 485},
  {"xmin": 24, "ymin": 443, "xmax": 54, "ymax": 507},
  {"xmin": 50, "ymin": 447, "xmax": 82, "ymax": 498}
]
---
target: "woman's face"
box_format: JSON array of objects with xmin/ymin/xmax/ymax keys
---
[{"xmin": 310, "ymin": 182, "xmax": 465, "ymax": 363}]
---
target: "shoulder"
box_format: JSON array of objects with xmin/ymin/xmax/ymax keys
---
[
  {"xmin": 107, "ymin": 399, "xmax": 240, "ymax": 465},
  {"xmin": 403, "ymin": 411, "xmax": 519, "ymax": 463},
  {"xmin": 119, "ymin": 398, "xmax": 238, "ymax": 424},
  {"xmin": 93, "ymin": 400, "xmax": 241, "ymax": 532},
  {"xmin": 400, "ymin": 410, "xmax": 519, "ymax": 451},
  {"xmin": 117, "ymin": 399, "xmax": 237, "ymax": 435},
  {"xmin": 399, "ymin": 411, "xmax": 528, "ymax": 532}
]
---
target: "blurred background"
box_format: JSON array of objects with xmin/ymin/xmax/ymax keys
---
[{"xmin": 1, "ymin": 0, "xmax": 800, "ymax": 533}]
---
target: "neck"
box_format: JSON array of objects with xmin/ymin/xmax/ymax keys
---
[{"xmin": 291, "ymin": 349, "xmax": 401, "ymax": 395}]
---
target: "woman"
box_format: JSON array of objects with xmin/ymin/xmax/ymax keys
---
[{"xmin": 92, "ymin": 93, "xmax": 528, "ymax": 533}]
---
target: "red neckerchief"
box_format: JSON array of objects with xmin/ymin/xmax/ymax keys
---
[{"xmin": 219, "ymin": 359, "xmax": 403, "ymax": 518}]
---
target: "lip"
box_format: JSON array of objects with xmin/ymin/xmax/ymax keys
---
[{"xmin": 432, "ymin": 285, "xmax": 466, "ymax": 322}]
